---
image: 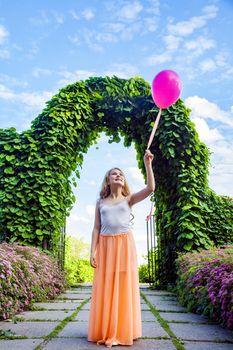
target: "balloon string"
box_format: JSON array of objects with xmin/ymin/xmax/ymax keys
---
[{"xmin": 147, "ymin": 108, "xmax": 162, "ymax": 150}]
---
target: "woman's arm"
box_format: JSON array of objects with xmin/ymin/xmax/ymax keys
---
[
  {"xmin": 128, "ymin": 149, "xmax": 155, "ymax": 206},
  {"xmin": 90, "ymin": 201, "xmax": 101, "ymax": 268}
]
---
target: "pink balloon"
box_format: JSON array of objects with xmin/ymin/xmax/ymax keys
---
[{"xmin": 151, "ymin": 70, "xmax": 182, "ymax": 109}]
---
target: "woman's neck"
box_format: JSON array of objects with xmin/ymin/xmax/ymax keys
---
[{"xmin": 109, "ymin": 187, "xmax": 123, "ymax": 199}]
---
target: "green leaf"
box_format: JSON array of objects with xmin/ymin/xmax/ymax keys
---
[
  {"xmin": 4, "ymin": 167, "xmax": 14, "ymax": 174},
  {"xmin": 183, "ymin": 241, "xmax": 193, "ymax": 251}
]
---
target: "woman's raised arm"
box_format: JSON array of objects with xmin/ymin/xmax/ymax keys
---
[{"xmin": 128, "ymin": 150, "xmax": 155, "ymax": 206}]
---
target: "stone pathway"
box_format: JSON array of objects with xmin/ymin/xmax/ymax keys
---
[{"xmin": 0, "ymin": 283, "xmax": 232, "ymax": 350}]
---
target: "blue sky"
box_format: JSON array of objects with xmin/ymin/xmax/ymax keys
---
[{"xmin": 0, "ymin": 0, "xmax": 233, "ymax": 264}]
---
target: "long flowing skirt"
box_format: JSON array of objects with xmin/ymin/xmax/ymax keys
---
[{"xmin": 87, "ymin": 231, "xmax": 142, "ymax": 348}]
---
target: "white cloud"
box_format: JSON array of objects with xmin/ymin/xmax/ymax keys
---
[
  {"xmin": 20, "ymin": 91, "xmax": 53, "ymax": 109},
  {"xmin": 185, "ymin": 96, "xmax": 233, "ymax": 196},
  {"xmin": 185, "ymin": 96, "xmax": 233, "ymax": 127},
  {"xmin": 0, "ymin": 83, "xmax": 53, "ymax": 109},
  {"xmin": 0, "ymin": 25, "xmax": 9, "ymax": 59},
  {"xmin": 145, "ymin": 0, "xmax": 160, "ymax": 15},
  {"xmin": 56, "ymin": 64, "xmax": 138, "ymax": 87},
  {"xmin": 163, "ymin": 35, "xmax": 182, "ymax": 51},
  {"xmin": 58, "ymin": 69, "xmax": 95, "ymax": 86},
  {"xmin": 118, "ymin": 22, "xmax": 141, "ymax": 40},
  {"xmin": 95, "ymin": 32, "xmax": 117, "ymax": 43},
  {"xmin": 208, "ymin": 140, "xmax": 233, "ymax": 197},
  {"xmin": 26, "ymin": 43, "xmax": 40, "ymax": 59},
  {"xmin": 84, "ymin": 179, "xmax": 97, "ymax": 186},
  {"xmin": 103, "ymin": 63, "xmax": 139, "ymax": 79},
  {"xmin": 215, "ymin": 51, "xmax": 229, "ymax": 68},
  {"xmin": 69, "ymin": 10, "xmax": 79, "ymax": 20},
  {"xmin": 0, "ymin": 49, "xmax": 10, "ymax": 59},
  {"xmin": 184, "ymin": 36, "xmax": 215, "ymax": 56},
  {"xmin": 118, "ymin": 1, "xmax": 143, "ymax": 21},
  {"xmin": 0, "ymin": 84, "xmax": 15, "ymax": 99},
  {"xmin": 81, "ymin": 8, "xmax": 95, "ymax": 20},
  {"xmin": 191, "ymin": 117, "xmax": 223, "ymax": 143},
  {"xmin": 86, "ymin": 204, "xmax": 95, "ymax": 216},
  {"xmin": 202, "ymin": 4, "xmax": 218, "ymax": 18},
  {"xmin": 53, "ymin": 12, "xmax": 64, "ymax": 25},
  {"xmin": 29, "ymin": 11, "xmax": 50, "ymax": 26},
  {"xmin": 33, "ymin": 68, "xmax": 52, "ymax": 78},
  {"xmin": 167, "ymin": 17, "xmax": 205, "ymax": 37},
  {"xmin": 167, "ymin": 5, "xmax": 218, "ymax": 37},
  {"xmin": 0, "ymin": 74, "xmax": 28, "ymax": 88},
  {"xmin": 143, "ymin": 16, "xmax": 158, "ymax": 32},
  {"xmin": 199, "ymin": 58, "xmax": 217, "ymax": 72},
  {"xmin": 127, "ymin": 167, "xmax": 144, "ymax": 184},
  {"xmin": 69, "ymin": 214, "xmax": 90, "ymax": 223},
  {"xmin": 68, "ymin": 35, "xmax": 81, "ymax": 45},
  {"xmin": 104, "ymin": 22, "xmax": 125, "ymax": 33},
  {"xmin": 146, "ymin": 51, "xmax": 171, "ymax": 65},
  {"xmin": 0, "ymin": 24, "xmax": 9, "ymax": 44}
]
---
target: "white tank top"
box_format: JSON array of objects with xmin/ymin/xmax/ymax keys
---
[{"xmin": 99, "ymin": 198, "xmax": 132, "ymax": 234}]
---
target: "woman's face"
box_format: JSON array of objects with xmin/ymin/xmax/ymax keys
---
[{"xmin": 108, "ymin": 169, "xmax": 125, "ymax": 186}]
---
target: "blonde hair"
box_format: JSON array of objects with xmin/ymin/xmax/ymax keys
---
[{"xmin": 99, "ymin": 167, "xmax": 131, "ymax": 199}]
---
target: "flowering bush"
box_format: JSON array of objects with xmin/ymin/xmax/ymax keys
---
[
  {"xmin": 0, "ymin": 243, "xmax": 67, "ymax": 320},
  {"xmin": 175, "ymin": 245, "xmax": 233, "ymax": 330}
]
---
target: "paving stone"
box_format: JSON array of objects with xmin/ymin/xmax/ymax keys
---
[
  {"xmin": 63, "ymin": 290, "xmax": 91, "ymax": 299},
  {"xmin": 75, "ymin": 282, "xmax": 92, "ymax": 287},
  {"xmin": 146, "ymin": 295, "xmax": 177, "ymax": 302},
  {"xmin": 58, "ymin": 321, "xmax": 88, "ymax": 337},
  {"xmin": 151, "ymin": 304, "xmax": 187, "ymax": 312},
  {"xmin": 57, "ymin": 293, "xmax": 90, "ymax": 300},
  {"xmin": 142, "ymin": 321, "xmax": 169, "ymax": 337},
  {"xmin": 169, "ymin": 323, "xmax": 233, "ymax": 342},
  {"xmin": 0, "ymin": 321, "xmax": 59, "ymax": 337},
  {"xmin": 159, "ymin": 312, "xmax": 209, "ymax": 323},
  {"xmin": 59, "ymin": 319, "xmax": 169, "ymax": 339},
  {"xmin": 74, "ymin": 310, "xmax": 90, "ymax": 321},
  {"xmin": 147, "ymin": 299, "xmax": 179, "ymax": 306},
  {"xmin": 33, "ymin": 302, "xmax": 81, "ymax": 310},
  {"xmin": 43, "ymin": 338, "xmax": 177, "ymax": 350},
  {"xmin": 142, "ymin": 290, "xmax": 175, "ymax": 296},
  {"xmin": 0, "ymin": 339, "xmax": 43, "ymax": 350},
  {"xmin": 183, "ymin": 341, "xmax": 233, "ymax": 350},
  {"xmin": 20, "ymin": 310, "xmax": 73, "ymax": 320},
  {"xmin": 141, "ymin": 311, "xmax": 157, "ymax": 321},
  {"xmin": 140, "ymin": 303, "xmax": 150, "ymax": 310}
]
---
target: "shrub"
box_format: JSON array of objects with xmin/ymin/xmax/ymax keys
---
[
  {"xmin": 139, "ymin": 263, "xmax": 150, "ymax": 283},
  {"xmin": 64, "ymin": 235, "xmax": 93, "ymax": 284},
  {"xmin": 175, "ymin": 245, "xmax": 233, "ymax": 329},
  {"xmin": 0, "ymin": 243, "xmax": 66, "ymax": 320}
]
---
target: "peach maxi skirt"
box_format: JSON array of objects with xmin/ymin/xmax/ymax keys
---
[{"xmin": 87, "ymin": 231, "xmax": 142, "ymax": 348}]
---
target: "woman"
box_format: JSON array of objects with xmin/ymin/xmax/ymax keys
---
[{"xmin": 87, "ymin": 149, "xmax": 155, "ymax": 348}]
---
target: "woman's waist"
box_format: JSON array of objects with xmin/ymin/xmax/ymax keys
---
[
  {"xmin": 100, "ymin": 222, "xmax": 132, "ymax": 233},
  {"xmin": 99, "ymin": 230, "xmax": 132, "ymax": 236}
]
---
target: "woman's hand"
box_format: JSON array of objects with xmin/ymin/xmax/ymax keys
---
[
  {"xmin": 90, "ymin": 252, "xmax": 97, "ymax": 268},
  {"xmin": 144, "ymin": 149, "xmax": 154, "ymax": 167}
]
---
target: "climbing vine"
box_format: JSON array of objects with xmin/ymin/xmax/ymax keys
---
[{"xmin": 0, "ymin": 76, "xmax": 232, "ymax": 285}]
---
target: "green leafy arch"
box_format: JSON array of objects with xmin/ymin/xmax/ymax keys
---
[{"xmin": 0, "ymin": 76, "xmax": 232, "ymax": 285}]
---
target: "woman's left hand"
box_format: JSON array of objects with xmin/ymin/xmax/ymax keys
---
[{"xmin": 144, "ymin": 149, "xmax": 154, "ymax": 166}]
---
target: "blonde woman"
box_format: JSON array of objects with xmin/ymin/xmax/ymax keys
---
[{"xmin": 87, "ymin": 149, "xmax": 155, "ymax": 348}]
